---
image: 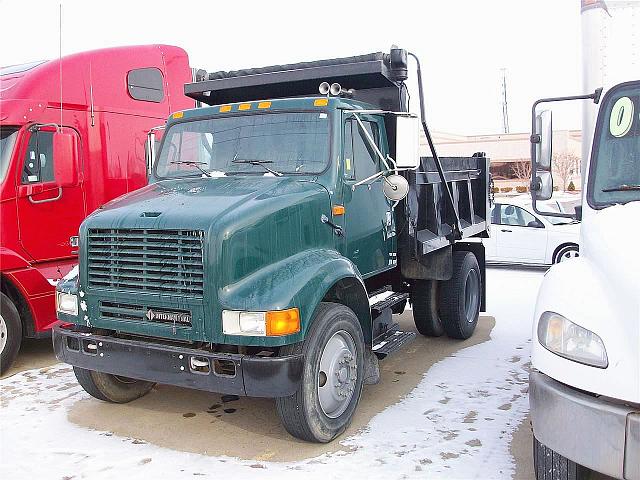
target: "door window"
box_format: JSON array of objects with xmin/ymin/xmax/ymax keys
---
[
  {"xmin": 21, "ymin": 130, "xmax": 54, "ymax": 184},
  {"xmin": 344, "ymin": 119, "xmax": 381, "ymax": 180},
  {"xmin": 496, "ymin": 204, "xmax": 541, "ymax": 227}
]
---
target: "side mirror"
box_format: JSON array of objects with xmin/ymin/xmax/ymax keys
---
[
  {"xmin": 145, "ymin": 126, "xmax": 165, "ymax": 176},
  {"xmin": 394, "ymin": 115, "xmax": 419, "ymax": 169},
  {"xmin": 527, "ymin": 219, "xmax": 544, "ymax": 228},
  {"xmin": 532, "ymin": 170, "xmax": 553, "ymax": 201},
  {"xmin": 534, "ymin": 110, "xmax": 553, "ymax": 170},
  {"xmin": 53, "ymin": 131, "xmax": 78, "ymax": 187},
  {"xmin": 383, "ymin": 174, "xmax": 410, "ymax": 201}
]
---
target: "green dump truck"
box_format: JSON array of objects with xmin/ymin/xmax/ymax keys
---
[{"xmin": 54, "ymin": 48, "xmax": 490, "ymax": 442}]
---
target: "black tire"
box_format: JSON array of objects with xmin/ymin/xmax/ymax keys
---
[
  {"xmin": 73, "ymin": 367, "xmax": 155, "ymax": 403},
  {"xmin": 533, "ymin": 436, "xmax": 594, "ymax": 480},
  {"xmin": 553, "ymin": 244, "xmax": 580, "ymax": 264},
  {"xmin": 411, "ymin": 280, "xmax": 445, "ymax": 337},
  {"xmin": 276, "ymin": 302, "xmax": 365, "ymax": 443},
  {"xmin": 0, "ymin": 292, "xmax": 22, "ymax": 375},
  {"xmin": 439, "ymin": 251, "xmax": 481, "ymax": 340}
]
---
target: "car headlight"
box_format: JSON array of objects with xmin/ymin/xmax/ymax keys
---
[
  {"xmin": 56, "ymin": 291, "xmax": 78, "ymax": 316},
  {"xmin": 222, "ymin": 308, "xmax": 300, "ymax": 337},
  {"xmin": 537, "ymin": 311, "xmax": 608, "ymax": 368}
]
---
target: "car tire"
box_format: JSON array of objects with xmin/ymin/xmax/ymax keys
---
[
  {"xmin": 553, "ymin": 244, "xmax": 580, "ymax": 264},
  {"xmin": 438, "ymin": 251, "xmax": 481, "ymax": 340},
  {"xmin": 73, "ymin": 367, "xmax": 155, "ymax": 403},
  {"xmin": 276, "ymin": 302, "xmax": 365, "ymax": 443},
  {"xmin": 533, "ymin": 436, "xmax": 594, "ymax": 480},
  {"xmin": 0, "ymin": 292, "xmax": 22, "ymax": 375},
  {"xmin": 411, "ymin": 280, "xmax": 445, "ymax": 337}
]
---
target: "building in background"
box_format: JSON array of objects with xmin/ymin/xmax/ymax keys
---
[{"xmin": 423, "ymin": 130, "xmax": 582, "ymax": 192}]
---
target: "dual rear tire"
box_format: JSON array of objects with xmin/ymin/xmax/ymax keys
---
[{"xmin": 411, "ymin": 251, "xmax": 481, "ymax": 340}]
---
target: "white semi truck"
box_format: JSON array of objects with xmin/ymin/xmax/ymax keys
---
[{"xmin": 528, "ymin": 1, "xmax": 639, "ymax": 479}]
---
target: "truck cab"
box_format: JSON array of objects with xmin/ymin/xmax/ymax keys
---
[
  {"xmin": 0, "ymin": 45, "xmax": 195, "ymax": 372},
  {"xmin": 529, "ymin": 80, "xmax": 640, "ymax": 480},
  {"xmin": 54, "ymin": 48, "xmax": 490, "ymax": 442}
]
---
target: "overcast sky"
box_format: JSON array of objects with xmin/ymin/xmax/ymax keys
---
[{"xmin": 0, "ymin": 0, "xmax": 628, "ymax": 135}]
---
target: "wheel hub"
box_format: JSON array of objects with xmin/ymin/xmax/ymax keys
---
[
  {"xmin": 0, "ymin": 314, "xmax": 7, "ymax": 355},
  {"xmin": 317, "ymin": 330, "xmax": 358, "ymax": 418}
]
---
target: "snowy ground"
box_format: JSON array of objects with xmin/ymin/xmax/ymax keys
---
[{"xmin": 1, "ymin": 268, "xmax": 544, "ymax": 479}]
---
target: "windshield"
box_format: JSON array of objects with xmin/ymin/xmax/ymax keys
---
[
  {"xmin": 155, "ymin": 111, "xmax": 330, "ymax": 178},
  {"xmin": 0, "ymin": 127, "xmax": 19, "ymax": 183},
  {"xmin": 588, "ymin": 83, "xmax": 640, "ymax": 207}
]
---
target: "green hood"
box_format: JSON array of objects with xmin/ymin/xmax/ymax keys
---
[{"xmin": 79, "ymin": 176, "xmax": 334, "ymax": 343}]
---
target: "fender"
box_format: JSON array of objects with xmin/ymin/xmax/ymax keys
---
[
  {"xmin": 532, "ymin": 258, "xmax": 640, "ymax": 403},
  {"xmin": 0, "ymin": 247, "xmax": 31, "ymax": 272},
  {"xmin": 218, "ymin": 248, "xmax": 370, "ymax": 346}
]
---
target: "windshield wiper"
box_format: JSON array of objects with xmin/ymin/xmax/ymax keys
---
[
  {"xmin": 601, "ymin": 184, "xmax": 640, "ymax": 193},
  {"xmin": 232, "ymin": 158, "xmax": 282, "ymax": 177},
  {"xmin": 170, "ymin": 161, "xmax": 212, "ymax": 178}
]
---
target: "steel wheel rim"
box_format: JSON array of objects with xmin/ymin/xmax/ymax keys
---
[
  {"xmin": 0, "ymin": 314, "xmax": 6, "ymax": 355},
  {"xmin": 317, "ymin": 330, "xmax": 357, "ymax": 419},
  {"xmin": 559, "ymin": 249, "xmax": 579, "ymax": 262},
  {"xmin": 464, "ymin": 269, "xmax": 480, "ymax": 323}
]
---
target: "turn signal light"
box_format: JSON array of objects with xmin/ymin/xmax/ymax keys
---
[
  {"xmin": 266, "ymin": 308, "xmax": 300, "ymax": 336},
  {"xmin": 332, "ymin": 205, "xmax": 345, "ymax": 216}
]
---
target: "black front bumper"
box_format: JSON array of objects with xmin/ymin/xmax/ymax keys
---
[{"xmin": 53, "ymin": 326, "xmax": 303, "ymax": 398}]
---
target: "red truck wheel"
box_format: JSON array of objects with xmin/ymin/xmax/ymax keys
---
[{"xmin": 0, "ymin": 292, "xmax": 22, "ymax": 374}]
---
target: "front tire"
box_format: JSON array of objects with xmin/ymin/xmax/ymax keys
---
[
  {"xmin": 553, "ymin": 244, "xmax": 579, "ymax": 264},
  {"xmin": 439, "ymin": 251, "xmax": 481, "ymax": 340},
  {"xmin": 0, "ymin": 292, "xmax": 22, "ymax": 375},
  {"xmin": 534, "ymin": 436, "xmax": 594, "ymax": 480},
  {"xmin": 73, "ymin": 367, "xmax": 155, "ymax": 403},
  {"xmin": 276, "ymin": 302, "xmax": 365, "ymax": 443}
]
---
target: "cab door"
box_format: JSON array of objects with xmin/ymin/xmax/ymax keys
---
[
  {"xmin": 341, "ymin": 115, "xmax": 393, "ymax": 276},
  {"xmin": 16, "ymin": 126, "xmax": 86, "ymax": 262}
]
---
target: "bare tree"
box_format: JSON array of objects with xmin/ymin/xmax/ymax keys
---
[
  {"xmin": 552, "ymin": 152, "xmax": 580, "ymax": 191},
  {"xmin": 510, "ymin": 160, "xmax": 532, "ymax": 181}
]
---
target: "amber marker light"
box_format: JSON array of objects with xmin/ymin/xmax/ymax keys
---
[
  {"xmin": 332, "ymin": 205, "xmax": 345, "ymax": 216},
  {"xmin": 314, "ymin": 98, "xmax": 329, "ymax": 107},
  {"xmin": 219, "ymin": 105, "xmax": 232, "ymax": 113},
  {"xmin": 172, "ymin": 111, "xmax": 184, "ymax": 119},
  {"xmin": 258, "ymin": 101, "xmax": 271, "ymax": 109},
  {"xmin": 266, "ymin": 308, "xmax": 301, "ymax": 336},
  {"xmin": 238, "ymin": 103, "xmax": 252, "ymax": 111}
]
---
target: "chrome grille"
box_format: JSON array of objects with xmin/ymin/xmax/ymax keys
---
[{"xmin": 87, "ymin": 228, "xmax": 204, "ymax": 296}]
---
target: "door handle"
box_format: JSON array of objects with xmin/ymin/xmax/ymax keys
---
[
  {"xmin": 28, "ymin": 187, "xmax": 62, "ymax": 204},
  {"xmin": 500, "ymin": 228, "xmax": 512, "ymax": 233}
]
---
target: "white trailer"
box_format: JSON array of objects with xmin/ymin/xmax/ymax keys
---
[{"xmin": 528, "ymin": 2, "xmax": 639, "ymax": 479}]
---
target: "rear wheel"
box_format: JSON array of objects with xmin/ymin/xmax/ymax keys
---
[
  {"xmin": 0, "ymin": 292, "xmax": 22, "ymax": 375},
  {"xmin": 411, "ymin": 280, "xmax": 444, "ymax": 337},
  {"xmin": 276, "ymin": 302, "xmax": 364, "ymax": 443},
  {"xmin": 439, "ymin": 251, "xmax": 481, "ymax": 339},
  {"xmin": 73, "ymin": 367, "xmax": 155, "ymax": 403},
  {"xmin": 533, "ymin": 436, "xmax": 595, "ymax": 480}
]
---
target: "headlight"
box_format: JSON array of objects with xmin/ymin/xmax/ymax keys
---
[
  {"xmin": 537, "ymin": 311, "xmax": 608, "ymax": 368},
  {"xmin": 222, "ymin": 308, "xmax": 300, "ymax": 337},
  {"xmin": 56, "ymin": 291, "xmax": 78, "ymax": 316}
]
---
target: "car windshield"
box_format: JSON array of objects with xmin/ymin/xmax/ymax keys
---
[
  {"xmin": 0, "ymin": 127, "xmax": 19, "ymax": 183},
  {"xmin": 589, "ymin": 83, "xmax": 640, "ymax": 207},
  {"xmin": 155, "ymin": 111, "xmax": 330, "ymax": 178}
]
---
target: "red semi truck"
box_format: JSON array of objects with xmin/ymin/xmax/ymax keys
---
[{"xmin": 0, "ymin": 44, "xmax": 198, "ymax": 372}]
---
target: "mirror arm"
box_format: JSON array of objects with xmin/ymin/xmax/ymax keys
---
[{"xmin": 351, "ymin": 113, "xmax": 391, "ymax": 171}]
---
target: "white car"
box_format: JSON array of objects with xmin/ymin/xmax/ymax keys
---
[{"xmin": 483, "ymin": 200, "xmax": 580, "ymax": 265}]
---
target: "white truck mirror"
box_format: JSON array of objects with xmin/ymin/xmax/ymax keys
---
[
  {"xmin": 535, "ymin": 110, "xmax": 553, "ymax": 170},
  {"xmin": 533, "ymin": 170, "xmax": 554, "ymax": 201},
  {"xmin": 395, "ymin": 115, "xmax": 419, "ymax": 169}
]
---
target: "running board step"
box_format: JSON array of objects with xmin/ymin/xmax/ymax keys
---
[
  {"xmin": 370, "ymin": 292, "xmax": 410, "ymax": 315},
  {"xmin": 371, "ymin": 329, "xmax": 416, "ymax": 359}
]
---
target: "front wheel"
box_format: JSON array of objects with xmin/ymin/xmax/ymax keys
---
[
  {"xmin": 0, "ymin": 292, "xmax": 22, "ymax": 375},
  {"xmin": 534, "ymin": 436, "xmax": 594, "ymax": 480},
  {"xmin": 553, "ymin": 244, "xmax": 579, "ymax": 264},
  {"xmin": 276, "ymin": 302, "xmax": 364, "ymax": 443},
  {"xmin": 73, "ymin": 367, "xmax": 155, "ymax": 403}
]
